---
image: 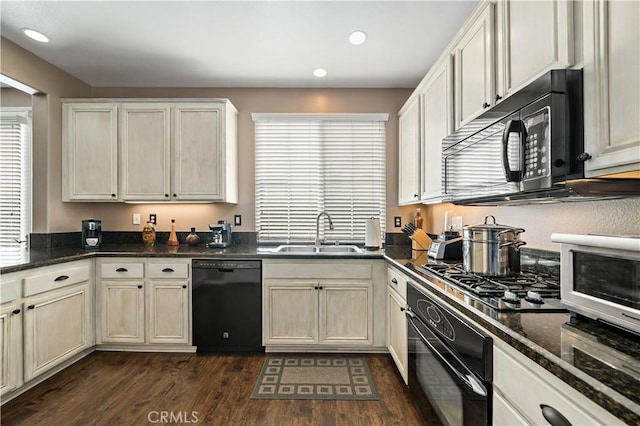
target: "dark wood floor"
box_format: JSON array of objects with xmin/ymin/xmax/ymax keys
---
[{"xmin": 1, "ymin": 352, "xmax": 429, "ymax": 426}]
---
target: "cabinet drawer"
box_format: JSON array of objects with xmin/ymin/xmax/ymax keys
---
[
  {"xmin": 101, "ymin": 262, "xmax": 144, "ymax": 279},
  {"xmin": 387, "ymin": 267, "xmax": 407, "ymax": 300},
  {"xmin": 24, "ymin": 263, "xmax": 91, "ymax": 297},
  {"xmin": 494, "ymin": 343, "xmax": 622, "ymax": 425},
  {"xmin": 147, "ymin": 263, "xmax": 189, "ymax": 279},
  {"xmin": 1, "ymin": 276, "xmax": 21, "ymax": 303}
]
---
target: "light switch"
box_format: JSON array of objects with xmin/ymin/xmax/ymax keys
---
[{"xmin": 132, "ymin": 213, "xmax": 141, "ymax": 225}]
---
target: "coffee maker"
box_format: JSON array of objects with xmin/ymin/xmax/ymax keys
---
[
  {"xmin": 208, "ymin": 220, "xmax": 232, "ymax": 248},
  {"xmin": 82, "ymin": 219, "xmax": 102, "ymax": 250}
]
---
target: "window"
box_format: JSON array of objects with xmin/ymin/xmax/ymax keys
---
[
  {"xmin": 253, "ymin": 113, "xmax": 387, "ymax": 243},
  {"xmin": 0, "ymin": 108, "xmax": 32, "ymax": 265}
]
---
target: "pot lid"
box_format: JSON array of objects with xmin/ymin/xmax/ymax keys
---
[{"xmin": 463, "ymin": 215, "xmax": 523, "ymax": 232}]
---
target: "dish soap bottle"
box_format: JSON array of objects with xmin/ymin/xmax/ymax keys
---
[
  {"xmin": 414, "ymin": 208, "xmax": 424, "ymax": 230},
  {"xmin": 185, "ymin": 227, "xmax": 200, "ymax": 246},
  {"xmin": 167, "ymin": 219, "xmax": 179, "ymax": 246},
  {"xmin": 142, "ymin": 221, "xmax": 156, "ymax": 246}
]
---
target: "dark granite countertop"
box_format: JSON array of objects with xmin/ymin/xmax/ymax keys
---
[
  {"xmin": 386, "ymin": 250, "xmax": 639, "ymax": 425},
  {"xmin": 1, "ymin": 244, "xmax": 637, "ymax": 423},
  {"xmin": 0, "ymin": 243, "xmax": 385, "ymax": 274}
]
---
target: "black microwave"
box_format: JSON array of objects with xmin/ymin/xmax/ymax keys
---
[{"xmin": 442, "ymin": 69, "xmax": 639, "ymax": 205}]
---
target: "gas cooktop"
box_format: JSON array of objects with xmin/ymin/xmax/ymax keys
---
[{"xmin": 408, "ymin": 262, "xmax": 567, "ymax": 313}]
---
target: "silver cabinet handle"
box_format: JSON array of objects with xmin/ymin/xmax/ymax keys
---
[{"xmin": 540, "ymin": 404, "xmax": 572, "ymax": 426}]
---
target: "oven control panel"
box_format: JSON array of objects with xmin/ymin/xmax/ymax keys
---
[{"xmin": 418, "ymin": 299, "xmax": 455, "ymax": 341}]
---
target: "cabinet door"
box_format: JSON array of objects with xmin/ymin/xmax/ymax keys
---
[
  {"xmin": 398, "ymin": 96, "xmax": 421, "ymax": 205},
  {"xmin": 62, "ymin": 103, "xmax": 118, "ymax": 201},
  {"xmin": 583, "ymin": 0, "xmax": 640, "ymax": 177},
  {"xmin": 0, "ymin": 303, "xmax": 23, "ymax": 396},
  {"xmin": 147, "ymin": 280, "xmax": 189, "ymax": 344},
  {"xmin": 493, "ymin": 391, "xmax": 529, "ymax": 426},
  {"xmin": 173, "ymin": 104, "xmax": 224, "ymax": 201},
  {"xmin": 496, "ymin": 0, "xmax": 573, "ymax": 100},
  {"xmin": 320, "ymin": 281, "xmax": 372, "ymax": 345},
  {"xmin": 421, "ymin": 57, "xmax": 453, "ymax": 202},
  {"xmin": 453, "ymin": 2, "xmax": 495, "ymax": 129},
  {"xmin": 387, "ymin": 288, "xmax": 408, "ymax": 384},
  {"xmin": 120, "ymin": 104, "xmax": 171, "ymax": 201},
  {"xmin": 263, "ymin": 281, "xmax": 318, "ymax": 345},
  {"xmin": 23, "ymin": 283, "xmax": 92, "ymax": 382},
  {"xmin": 99, "ymin": 281, "xmax": 145, "ymax": 343}
]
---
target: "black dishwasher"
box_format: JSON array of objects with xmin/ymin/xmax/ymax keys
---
[{"xmin": 192, "ymin": 259, "xmax": 263, "ymax": 352}]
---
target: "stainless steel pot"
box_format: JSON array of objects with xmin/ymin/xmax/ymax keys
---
[{"xmin": 462, "ymin": 215, "xmax": 527, "ymax": 277}]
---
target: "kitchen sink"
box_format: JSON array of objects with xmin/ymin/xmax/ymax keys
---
[{"xmin": 272, "ymin": 245, "xmax": 364, "ymax": 254}]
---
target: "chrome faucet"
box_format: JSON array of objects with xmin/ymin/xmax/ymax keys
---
[{"xmin": 315, "ymin": 211, "xmax": 334, "ymax": 248}]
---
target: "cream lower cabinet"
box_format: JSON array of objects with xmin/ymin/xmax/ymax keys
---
[
  {"xmin": 493, "ymin": 339, "xmax": 623, "ymax": 426},
  {"xmin": 97, "ymin": 258, "xmax": 191, "ymax": 347},
  {"xmin": 262, "ymin": 259, "xmax": 384, "ymax": 350},
  {"xmin": 23, "ymin": 283, "xmax": 92, "ymax": 382},
  {"xmin": 20, "ymin": 260, "xmax": 93, "ymax": 383},
  {"xmin": 0, "ymin": 300, "xmax": 23, "ymax": 396},
  {"xmin": 386, "ymin": 267, "xmax": 408, "ymax": 384},
  {"xmin": 264, "ymin": 280, "xmax": 373, "ymax": 346}
]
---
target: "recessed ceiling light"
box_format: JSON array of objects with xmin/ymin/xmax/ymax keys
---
[
  {"xmin": 22, "ymin": 28, "xmax": 49, "ymax": 43},
  {"xmin": 349, "ymin": 30, "xmax": 367, "ymax": 45},
  {"xmin": 313, "ymin": 68, "xmax": 328, "ymax": 78}
]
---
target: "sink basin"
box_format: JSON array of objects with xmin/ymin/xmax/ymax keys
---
[{"xmin": 272, "ymin": 245, "xmax": 364, "ymax": 254}]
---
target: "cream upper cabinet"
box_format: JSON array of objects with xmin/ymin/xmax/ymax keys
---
[
  {"xmin": 62, "ymin": 99, "xmax": 238, "ymax": 203},
  {"xmin": 398, "ymin": 95, "xmax": 421, "ymax": 205},
  {"xmin": 421, "ymin": 56, "xmax": 453, "ymax": 203},
  {"xmin": 120, "ymin": 104, "xmax": 172, "ymax": 201},
  {"xmin": 62, "ymin": 103, "xmax": 119, "ymax": 201},
  {"xmin": 453, "ymin": 1, "xmax": 495, "ymax": 129},
  {"xmin": 173, "ymin": 103, "xmax": 237, "ymax": 202},
  {"xmin": 582, "ymin": 0, "xmax": 640, "ymax": 177},
  {"xmin": 496, "ymin": 0, "xmax": 573, "ymax": 101}
]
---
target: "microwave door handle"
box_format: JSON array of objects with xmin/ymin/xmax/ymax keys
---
[
  {"xmin": 406, "ymin": 310, "xmax": 487, "ymax": 397},
  {"xmin": 502, "ymin": 119, "xmax": 525, "ymax": 182}
]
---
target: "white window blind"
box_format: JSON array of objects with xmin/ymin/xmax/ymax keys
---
[
  {"xmin": 1, "ymin": 109, "xmax": 32, "ymax": 266},
  {"xmin": 253, "ymin": 113, "xmax": 387, "ymax": 243}
]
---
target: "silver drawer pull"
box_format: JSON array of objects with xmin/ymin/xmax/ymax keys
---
[{"xmin": 54, "ymin": 275, "xmax": 69, "ymax": 281}]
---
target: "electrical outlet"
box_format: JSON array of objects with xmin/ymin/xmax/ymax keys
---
[
  {"xmin": 234, "ymin": 214, "xmax": 242, "ymax": 226},
  {"xmin": 394, "ymin": 216, "xmax": 402, "ymax": 227},
  {"xmin": 149, "ymin": 214, "xmax": 157, "ymax": 225},
  {"xmin": 132, "ymin": 213, "xmax": 141, "ymax": 225}
]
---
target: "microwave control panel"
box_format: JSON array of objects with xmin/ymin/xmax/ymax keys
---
[{"xmin": 523, "ymin": 106, "xmax": 551, "ymax": 181}]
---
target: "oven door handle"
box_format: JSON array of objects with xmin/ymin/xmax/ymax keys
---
[{"xmin": 406, "ymin": 310, "xmax": 487, "ymax": 397}]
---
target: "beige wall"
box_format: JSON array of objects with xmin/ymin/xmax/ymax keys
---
[
  {"xmin": 1, "ymin": 36, "xmax": 411, "ymax": 235},
  {"xmin": 407, "ymin": 198, "xmax": 640, "ymax": 251},
  {"xmin": 1, "ymin": 88, "xmax": 31, "ymax": 107},
  {"xmin": 1, "ymin": 37, "xmax": 93, "ymax": 233}
]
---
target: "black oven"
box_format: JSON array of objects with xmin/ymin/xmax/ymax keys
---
[{"xmin": 406, "ymin": 280, "xmax": 493, "ymax": 426}]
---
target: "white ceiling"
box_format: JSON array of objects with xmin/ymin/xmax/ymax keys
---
[{"xmin": 0, "ymin": 1, "xmax": 478, "ymax": 88}]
